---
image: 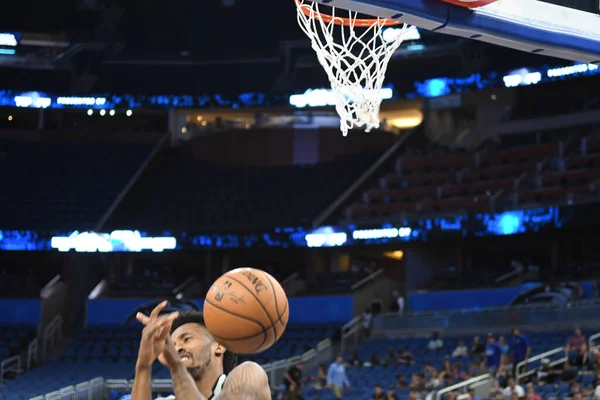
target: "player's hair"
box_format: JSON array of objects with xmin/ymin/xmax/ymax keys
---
[{"xmin": 171, "ymin": 311, "xmax": 238, "ymax": 374}]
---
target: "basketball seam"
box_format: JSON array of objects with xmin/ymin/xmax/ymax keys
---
[
  {"xmin": 211, "ymin": 303, "xmax": 287, "ymax": 342},
  {"xmin": 204, "ymin": 298, "xmax": 268, "ymax": 352},
  {"xmin": 265, "ymin": 273, "xmax": 281, "ymax": 341},
  {"xmin": 265, "ymin": 274, "xmax": 286, "ymax": 328},
  {"xmin": 222, "ymin": 274, "xmax": 278, "ymax": 346}
]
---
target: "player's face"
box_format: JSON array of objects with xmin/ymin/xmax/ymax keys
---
[{"xmin": 171, "ymin": 323, "xmax": 216, "ymax": 380}]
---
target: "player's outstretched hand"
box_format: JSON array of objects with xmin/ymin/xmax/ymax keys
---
[
  {"xmin": 135, "ymin": 300, "xmax": 179, "ymax": 370},
  {"xmin": 161, "ymin": 333, "xmax": 182, "ymax": 370}
]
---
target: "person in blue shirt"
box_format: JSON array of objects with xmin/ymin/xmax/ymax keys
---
[
  {"xmin": 484, "ymin": 334, "xmax": 503, "ymax": 376},
  {"xmin": 509, "ymin": 328, "xmax": 531, "ymax": 378},
  {"xmin": 327, "ymin": 355, "xmax": 351, "ymax": 399}
]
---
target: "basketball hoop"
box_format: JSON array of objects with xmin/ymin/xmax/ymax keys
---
[{"xmin": 295, "ymin": 0, "xmax": 412, "ymax": 136}]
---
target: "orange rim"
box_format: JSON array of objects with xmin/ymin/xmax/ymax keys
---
[{"xmin": 295, "ymin": 0, "xmax": 402, "ymax": 27}]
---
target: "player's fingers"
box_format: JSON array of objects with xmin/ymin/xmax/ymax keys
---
[
  {"xmin": 142, "ymin": 312, "xmax": 178, "ymax": 338},
  {"xmin": 136, "ymin": 312, "xmax": 151, "ymax": 326},
  {"xmin": 157, "ymin": 321, "xmax": 173, "ymax": 342},
  {"xmin": 149, "ymin": 300, "xmax": 168, "ymax": 320}
]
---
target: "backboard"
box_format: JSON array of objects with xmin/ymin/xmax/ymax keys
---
[{"xmin": 308, "ymin": 0, "xmax": 600, "ymax": 63}]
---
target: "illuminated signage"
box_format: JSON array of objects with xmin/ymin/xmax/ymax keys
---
[
  {"xmin": 50, "ymin": 230, "xmax": 177, "ymax": 252},
  {"xmin": 0, "ymin": 33, "xmax": 18, "ymax": 47},
  {"xmin": 547, "ymin": 63, "xmax": 598, "ymax": 78},
  {"xmin": 57, "ymin": 97, "xmax": 107, "ymax": 106},
  {"xmin": 14, "ymin": 92, "xmax": 51, "ymax": 109},
  {"xmin": 383, "ymin": 27, "xmax": 421, "ymax": 43},
  {"xmin": 289, "ymin": 87, "xmax": 393, "ymax": 108},
  {"xmin": 305, "ymin": 227, "xmax": 347, "ymax": 247},
  {"xmin": 352, "ymin": 227, "xmax": 412, "ymax": 240},
  {"xmin": 502, "ymin": 69, "xmax": 542, "ymax": 88}
]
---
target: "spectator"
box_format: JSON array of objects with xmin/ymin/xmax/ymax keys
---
[
  {"xmin": 371, "ymin": 384, "xmax": 385, "ymax": 400},
  {"xmin": 510, "ymin": 328, "xmax": 531, "ymax": 377},
  {"xmin": 283, "ymin": 362, "xmax": 303, "ymax": 400},
  {"xmin": 423, "ymin": 363, "xmax": 434, "ymax": 380},
  {"xmin": 452, "ymin": 340, "xmax": 469, "ymax": 358},
  {"xmin": 468, "ymin": 387, "xmax": 480, "ymax": 400},
  {"xmin": 347, "ymin": 351, "xmax": 361, "ymax": 367},
  {"xmin": 395, "ymin": 374, "xmax": 406, "ymax": 389},
  {"xmin": 362, "ymin": 308, "xmax": 373, "ymax": 340},
  {"xmin": 566, "ymin": 328, "xmax": 588, "ymax": 366},
  {"xmin": 427, "ymin": 332, "xmax": 444, "ymax": 353},
  {"xmin": 426, "ymin": 369, "xmax": 442, "ymax": 390},
  {"xmin": 485, "ymin": 334, "xmax": 504, "ymax": 375},
  {"xmin": 535, "ymin": 358, "xmax": 559, "ymax": 385},
  {"xmin": 312, "ymin": 364, "xmax": 327, "ymax": 390},
  {"xmin": 387, "ymin": 386, "xmax": 399, "ymax": 400},
  {"xmin": 397, "ymin": 349, "xmax": 415, "ymax": 364},
  {"xmin": 489, "ymin": 380, "xmax": 502, "ymax": 398},
  {"xmin": 383, "ymin": 348, "xmax": 396, "ymax": 366},
  {"xmin": 590, "ymin": 349, "xmax": 600, "ymax": 370},
  {"xmin": 498, "ymin": 336, "xmax": 510, "ymax": 355},
  {"xmin": 364, "ymin": 354, "xmax": 381, "ymax": 367},
  {"xmin": 559, "ymin": 361, "xmax": 577, "ymax": 383},
  {"xmin": 471, "ymin": 336, "xmax": 485, "ymax": 359},
  {"xmin": 502, "ymin": 378, "xmax": 525, "ymax": 398},
  {"xmin": 409, "ymin": 373, "xmax": 425, "ymax": 392},
  {"xmin": 392, "ymin": 291, "xmax": 405, "ymax": 315},
  {"xmin": 408, "ymin": 390, "xmax": 421, "ymax": 400},
  {"xmin": 327, "ymin": 355, "xmax": 351, "ymax": 400},
  {"xmin": 525, "ymin": 385, "xmax": 541, "ymax": 400},
  {"xmin": 451, "ymin": 364, "xmax": 466, "ymax": 382}
]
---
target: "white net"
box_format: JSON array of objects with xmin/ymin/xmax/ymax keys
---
[{"xmin": 295, "ymin": 0, "xmax": 412, "ymax": 136}]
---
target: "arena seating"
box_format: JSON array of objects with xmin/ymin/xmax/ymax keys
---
[
  {"xmin": 301, "ymin": 330, "xmax": 596, "ymax": 400},
  {"xmin": 105, "ymin": 147, "xmax": 381, "ymax": 232},
  {"xmin": 0, "ymin": 323, "xmax": 335, "ymax": 399},
  {"xmin": 0, "ymin": 138, "xmax": 156, "ymax": 231},
  {"xmin": 305, "ymin": 271, "xmax": 370, "ymax": 294},
  {"xmin": 510, "ymin": 75, "xmax": 600, "ymax": 120},
  {"xmin": 347, "ymin": 130, "xmax": 600, "ymax": 220},
  {"xmin": 0, "ymin": 325, "xmax": 36, "ymax": 360}
]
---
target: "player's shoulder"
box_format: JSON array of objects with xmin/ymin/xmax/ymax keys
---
[{"xmin": 227, "ymin": 361, "xmax": 268, "ymax": 381}]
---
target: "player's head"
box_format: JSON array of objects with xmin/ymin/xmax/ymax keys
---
[
  {"xmin": 170, "ymin": 311, "xmax": 238, "ymax": 381},
  {"xmin": 216, "ymin": 361, "xmax": 271, "ymax": 400}
]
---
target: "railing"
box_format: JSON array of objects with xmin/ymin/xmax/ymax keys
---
[
  {"xmin": 351, "ymin": 268, "xmax": 383, "ymax": 291},
  {"xmin": 263, "ymin": 338, "xmax": 332, "ymax": 388},
  {"xmin": 340, "ymin": 315, "xmax": 362, "ymax": 355},
  {"xmin": 28, "ymin": 339, "xmax": 333, "ymax": 399},
  {"xmin": 27, "ymin": 338, "xmax": 38, "ymax": 371},
  {"xmin": 435, "ymin": 373, "xmax": 491, "ymax": 400},
  {"xmin": 516, "ymin": 347, "xmax": 566, "ymax": 384},
  {"xmin": 94, "ymin": 131, "xmax": 170, "ymax": 231},
  {"xmin": 588, "ymin": 332, "xmax": 600, "ymax": 353},
  {"xmin": 312, "ymin": 126, "xmax": 417, "ymax": 228},
  {"xmin": 43, "ymin": 315, "xmax": 63, "ymax": 361},
  {"xmin": 0, "ymin": 355, "xmax": 21, "ymax": 386},
  {"xmin": 371, "ymin": 299, "xmax": 600, "ymax": 331},
  {"xmin": 172, "ymin": 276, "xmax": 196, "ymax": 298},
  {"xmin": 281, "ymin": 272, "xmax": 300, "ymax": 287}
]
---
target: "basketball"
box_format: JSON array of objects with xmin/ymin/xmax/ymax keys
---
[{"xmin": 203, "ymin": 267, "xmax": 289, "ymax": 354}]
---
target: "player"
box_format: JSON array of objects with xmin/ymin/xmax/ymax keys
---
[
  {"xmin": 215, "ymin": 361, "xmax": 272, "ymax": 400},
  {"xmin": 132, "ymin": 301, "xmax": 238, "ymax": 400}
]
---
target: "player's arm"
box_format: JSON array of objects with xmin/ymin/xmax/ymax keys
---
[
  {"xmin": 132, "ymin": 365, "xmax": 153, "ymax": 400},
  {"xmin": 218, "ymin": 361, "xmax": 271, "ymax": 400},
  {"xmin": 170, "ymin": 360, "xmax": 207, "ymax": 400},
  {"xmin": 132, "ymin": 301, "xmax": 179, "ymax": 400}
]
